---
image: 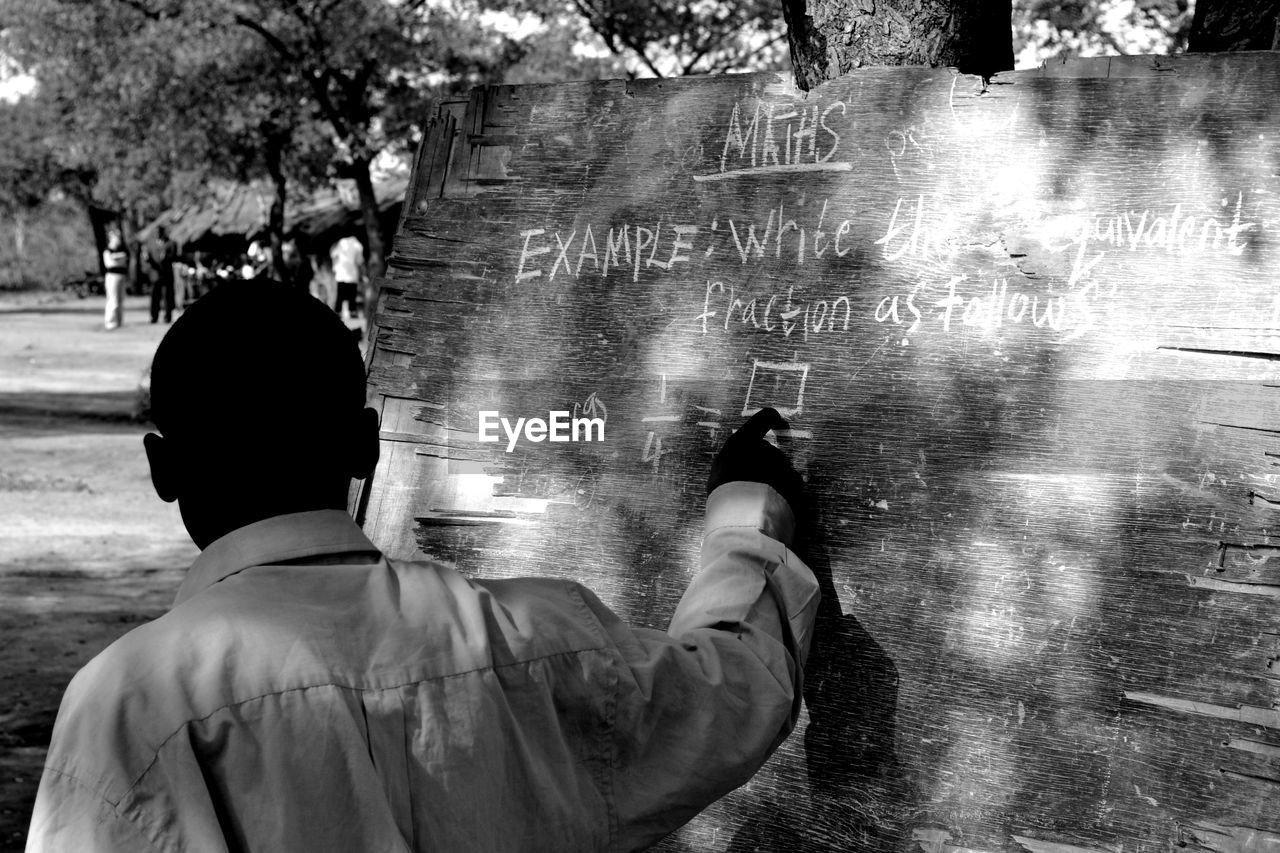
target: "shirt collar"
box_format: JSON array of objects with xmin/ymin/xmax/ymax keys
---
[{"xmin": 174, "ymin": 510, "xmax": 381, "ymax": 606}]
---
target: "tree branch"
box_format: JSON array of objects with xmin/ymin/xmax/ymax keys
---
[
  {"xmin": 285, "ymin": 0, "xmax": 331, "ymax": 69},
  {"xmin": 111, "ymin": 0, "xmax": 164, "ymax": 21},
  {"xmin": 619, "ymin": 34, "xmax": 666, "ymax": 77},
  {"xmin": 711, "ymin": 29, "xmax": 786, "ymax": 74},
  {"xmin": 224, "ymin": 5, "xmax": 366, "ymax": 160},
  {"xmin": 1098, "ymin": 26, "xmax": 1131, "ymax": 55},
  {"xmin": 316, "ymin": 0, "xmax": 347, "ymax": 24},
  {"xmin": 681, "ymin": 35, "xmax": 717, "ymax": 75},
  {"xmin": 231, "ymin": 12, "xmax": 299, "ymax": 63},
  {"xmin": 570, "ymin": 0, "xmax": 623, "ymax": 57}
]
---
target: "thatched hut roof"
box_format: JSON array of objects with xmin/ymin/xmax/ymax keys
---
[{"xmin": 138, "ymin": 172, "xmax": 409, "ymax": 252}]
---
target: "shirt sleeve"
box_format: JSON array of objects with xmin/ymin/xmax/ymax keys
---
[
  {"xmin": 25, "ymin": 770, "xmax": 164, "ymax": 853},
  {"xmin": 586, "ymin": 480, "xmax": 820, "ymax": 850}
]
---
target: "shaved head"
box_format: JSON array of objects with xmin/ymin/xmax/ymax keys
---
[
  {"xmin": 145, "ymin": 281, "xmax": 378, "ymax": 548},
  {"xmin": 150, "ymin": 281, "xmax": 366, "ymax": 440}
]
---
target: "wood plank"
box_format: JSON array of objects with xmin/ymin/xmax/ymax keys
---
[{"xmin": 360, "ymin": 55, "xmax": 1280, "ymax": 851}]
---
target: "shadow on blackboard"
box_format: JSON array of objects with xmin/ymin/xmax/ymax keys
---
[{"xmin": 725, "ymin": 477, "xmax": 911, "ymax": 852}]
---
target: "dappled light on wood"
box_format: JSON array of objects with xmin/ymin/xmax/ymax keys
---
[{"xmin": 360, "ymin": 54, "xmax": 1280, "ymax": 851}]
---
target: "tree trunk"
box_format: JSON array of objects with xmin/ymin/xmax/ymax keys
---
[
  {"xmin": 351, "ymin": 157, "xmax": 385, "ymax": 317},
  {"xmin": 264, "ymin": 126, "xmax": 289, "ymax": 282},
  {"xmin": 1187, "ymin": 0, "xmax": 1280, "ymax": 51},
  {"xmin": 13, "ymin": 211, "xmax": 26, "ymax": 260},
  {"xmin": 782, "ymin": 0, "xmax": 1013, "ymax": 90},
  {"xmin": 124, "ymin": 208, "xmax": 146, "ymax": 295},
  {"xmin": 87, "ymin": 204, "xmax": 115, "ymax": 273}
]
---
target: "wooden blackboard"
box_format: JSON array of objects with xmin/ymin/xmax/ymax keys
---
[{"xmin": 358, "ymin": 53, "xmax": 1280, "ymax": 852}]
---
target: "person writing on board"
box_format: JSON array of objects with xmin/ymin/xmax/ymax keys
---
[{"xmin": 26, "ymin": 281, "xmax": 819, "ymax": 852}]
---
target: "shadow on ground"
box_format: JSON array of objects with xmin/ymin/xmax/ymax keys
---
[{"xmin": 0, "ymin": 392, "xmax": 144, "ymax": 424}]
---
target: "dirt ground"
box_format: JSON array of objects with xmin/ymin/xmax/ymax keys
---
[{"xmin": 0, "ymin": 294, "xmax": 202, "ymax": 849}]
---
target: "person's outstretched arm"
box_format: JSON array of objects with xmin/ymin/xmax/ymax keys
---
[{"xmin": 585, "ymin": 408, "xmax": 820, "ymax": 850}]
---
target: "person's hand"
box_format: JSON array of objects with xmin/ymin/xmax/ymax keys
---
[{"xmin": 707, "ymin": 407, "xmax": 804, "ymax": 512}]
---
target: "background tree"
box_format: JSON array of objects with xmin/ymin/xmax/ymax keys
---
[
  {"xmin": 0, "ymin": 95, "xmax": 98, "ymax": 289},
  {"xmin": 1014, "ymin": 0, "xmax": 1191, "ymax": 66},
  {"xmin": 1, "ymin": 0, "xmax": 519, "ymax": 281},
  {"xmin": 0, "ymin": 96, "xmax": 61, "ymax": 259},
  {"xmin": 782, "ymin": 0, "xmax": 1199, "ymax": 90},
  {"xmin": 781, "ymin": 0, "xmax": 1015, "ymax": 89},
  {"xmin": 1, "ymin": 0, "xmax": 297, "ymax": 246},
  {"xmin": 213, "ymin": 0, "xmax": 524, "ymax": 279},
  {"xmin": 185, "ymin": 34, "xmax": 337, "ymax": 277},
  {"xmin": 1187, "ymin": 0, "xmax": 1280, "ymax": 51},
  {"xmin": 0, "ymin": 0, "xmax": 1263, "ymax": 296},
  {"xmin": 511, "ymin": 0, "xmax": 788, "ymax": 78}
]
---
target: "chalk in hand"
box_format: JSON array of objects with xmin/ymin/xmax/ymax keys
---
[{"xmin": 738, "ymin": 407, "xmax": 788, "ymax": 441}]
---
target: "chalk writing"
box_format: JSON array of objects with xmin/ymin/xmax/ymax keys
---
[
  {"xmin": 930, "ymin": 276, "xmax": 1072, "ymax": 335},
  {"xmin": 722, "ymin": 201, "xmax": 858, "ymax": 265},
  {"xmin": 1063, "ymin": 195, "xmax": 1255, "ymax": 258},
  {"xmin": 693, "ymin": 405, "xmax": 724, "ymax": 444},
  {"xmin": 698, "ymin": 281, "xmax": 853, "ymax": 340},
  {"xmin": 570, "ymin": 392, "xmax": 608, "ymax": 426},
  {"xmin": 514, "ymin": 199, "xmax": 864, "ymax": 286},
  {"xmin": 515, "ymin": 229, "xmax": 550, "ymax": 283},
  {"xmin": 639, "ymin": 374, "xmax": 677, "ymax": 472},
  {"xmin": 875, "ymin": 195, "xmax": 962, "ymax": 266},
  {"xmin": 515, "ymin": 222, "xmax": 699, "ymax": 284},
  {"xmin": 872, "ymin": 286, "xmax": 926, "ymax": 335},
  {"xmin": 693, "ymin": 162, "xmax": 853, "ymax": 182},
  {"xmin": 879, "ymin": 194, "xmax": 1257, "ymax": 277},
  {"xmin": 514, "ymin": 183, "xmax": 1265, "ymax": 347},
  {"xmin": 882, "ymin": 80, "xmax": 1022, "ymax": 184},
  {"xmin": 871, "ymin": 274, "xmax": 1111, "ymax": 341},
  {"xmin": 640, "ymin": 431, "xmax": 675, "ymax": 471},
  {"xmin": 743, "ymin": 359, "xmax": 809, "ymax": 418},
  {"xmin": 884, "ymin": 113, "xmax": 942, "ymax": 174},
  {"xmin": 870, "ymin": 191, "xmax": 1262, "ymax": 341},
  {"xmin": 697, "ymin": 99, "xmax": 851, "ymax": 181}
]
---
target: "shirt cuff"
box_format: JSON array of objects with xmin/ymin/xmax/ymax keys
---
[{"xmin": 705, "ymin": 481, "xmax": 796, "ymax": 547}]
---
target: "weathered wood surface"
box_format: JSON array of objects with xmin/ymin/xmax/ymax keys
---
[{"xmin": 361, "ymin": 54, "xmax": 1280, "ymax": 852}]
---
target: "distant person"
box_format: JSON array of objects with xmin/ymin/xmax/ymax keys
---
[
  {"xmin": 101, "ymin": 231, "xmax": 128, "ymax": 331},
  {"xmin": 280, "ymin": 238, "xmax": 313, "ymax": 293},
  {"xmin": 190, "ymin": 251, "xmax": 213, "ymax": 300},
  {"xmin": 329, "ymin": 233, "xmax": 364, "ymax": 319},
  {"xmin": 145, "ymin": 226, "xmax": 176, "ymax": 324},
  {"xmin": 244, "ymin": 240, "xmax": 274, "ymax": 280},
  {"xmin": 26, "ymin": 281, "xmax": 819, "ymax": 852},
  {"xmin": 310, "ymin": 256, "xmax": 335, "ymax": 307}
]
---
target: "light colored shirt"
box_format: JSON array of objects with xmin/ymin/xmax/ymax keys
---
[
  {"xmin": 330, "ymin": 236, "xmax": 364, "ymax": 284},
  {"xmin": 101, "ymin": 249, "xmax": 128, "ymax": 276},
  {"xmin": 26, "ymin": 482, "xmax": 818, "ymax": 852}
]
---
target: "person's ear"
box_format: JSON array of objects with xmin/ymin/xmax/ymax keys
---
[
  {"xmin": 143, "ymin": 432, "xmax": 180, "ymax": 502},
  {"xmin": 348, "ymin": 407, "xmax": 381, "ymax": 481}
]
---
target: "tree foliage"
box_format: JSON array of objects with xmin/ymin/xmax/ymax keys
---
[
  {"xmin": 0, "ymin": 96, "xmax": 98, "ymax": 289},
  {"xmin": 1015, "ymin": 0, "xmax": 1192, "ymax": 66},
  {"xmin": 1188, "ymin": 0, "xmax": 1280, "ymax": 51},
  {"xmin": 530, "ymin": 0, "xmax": 788, "ymax": 77},
  {"xmin": 0, "ymin": 0, "xmax": 1269, "ymax": 290},
  {"xmin": 190, "ymin": 0, "xmax": 529, "ymax": 274},
  {"xmin": 1, "ymin": 0, "xmax": 520, "ymax": 276},
  {"xmin": 0, "ymin": 96, "xmax": 63, "ymax": 215}
]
